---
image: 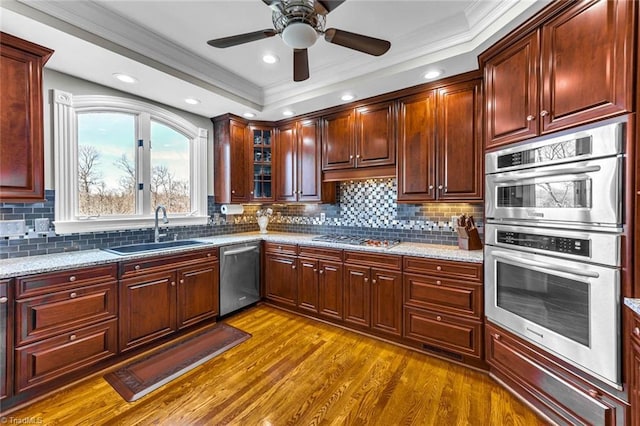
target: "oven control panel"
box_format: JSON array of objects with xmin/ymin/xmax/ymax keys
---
[{"xmin": 497, "ymin": 231, "xmax": 590, "ymax": 257}]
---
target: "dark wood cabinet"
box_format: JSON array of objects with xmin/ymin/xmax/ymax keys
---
[
  {"xmin": 249, "ymin": 126, "xmax": 274, "ymax": 201},
  {"xmin": 264, "ymin": 243, "xmax": 298, "ymax": 307},
  {"xmin": 354, "ymin": 101, "xmax": 396, "ymax": 168},
  {"xmin": 343, "ymin": 264, "xmax": 371, "ymax": 328},
  {"xmin": 321, "ymin": 109, "xmax": 355, "ymax": 170},
  {"xmin": 318, "ymin": 261, "xmax": 343, "ymax": 321},
  {"xmin": 370, "ymin": 268, "xmax": 402, "ymax": 336},
  {"xmin": 296, "ymin": 246, "xmax": 344, "ymax": 320},
  {"xmin": 0, "ymin": 279, "xmax": 12, "ymax": 402},
  {"xmin": 0, "ymin": 33, "xmax": 53, "ymax": 202},
  {"xmin": 213, "ymin": 116, "xmax": 251, "ymax": 203},
  {"xmin": 397, "ymin": 77, "xmax": 482, "ymax": 202},
  {"xmin": 119, "ymin": 248, "xmax": 219, "ymax": 352},
  {"xmin": 297, "ymin": 257, "xmax": 319, "ymax": 313},
  {"xmin": 276, "ymin": 120, "xmax": 334, "ymax": 203},
  {"xmin": 481, "ymin": 0, "xmax": 635, "ymax": 149}
]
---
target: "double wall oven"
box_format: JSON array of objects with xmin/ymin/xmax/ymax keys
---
[{"xmin": 484, "ymin": 118, "xmax": 625, "ymax": 388}]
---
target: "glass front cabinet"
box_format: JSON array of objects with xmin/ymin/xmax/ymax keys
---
[{"xmin": 251, "ymin": 127, "xmax": 273, "ymax": 201}]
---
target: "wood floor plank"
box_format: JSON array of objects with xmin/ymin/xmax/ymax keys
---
[{"xmin": 8, "ymin": 306, "xmax": 548, "ymax": 425}]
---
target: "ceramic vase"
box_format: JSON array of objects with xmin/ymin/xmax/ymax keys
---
[{"xmin": 257, "ymin": 215, "xmax": 269, "ymax": 234}]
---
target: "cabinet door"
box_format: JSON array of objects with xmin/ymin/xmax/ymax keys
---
[
  {"xmin": 177, "ymin": 261, "xmax": 219, "ymax": 330},
  {"xmin": 119, "ymin": 270, "xmax": 177, "ymax": 352},
  {"xmin": 297, "ymin": 119, "xmax": 324, "ymax": 202},
  {"xmin": 318, "ymin": 261, "xmax": 343, "ymax": 320},
  {"xmin": 264, "ymin": 254, "xmax": 297, "ymax": 306},
  {"xmin": 371, "ymin": 269, "xmax": 402, "ymax": 336},
  {"xmin": 355, "ymin": 101, "xmax": 395, "ymax": 168},
  {"xmin": 322, "ymin": 110, "xmax": 355, "ymax": 170},
  {"xmin": 0, "ymin": 35, "xmax": 52, "ymax": 202},
  {"xmin": 229, "ymin": 120, "xmax": 251, "ymax": 203},
  {"xmin": 397, "ymin": 91, "xmax": 437, "ymax": 202},
  {"xmin": 297, "ymin": 258, "xmax": 319, "ymax": 313},
  {"xmin": 0, "ymin": 280, "xmax": 12, "ymax": 401},
  {"xmin": 540, "ymin": 0, "xmax": 634, "ymax": 134},
  {"xmin": 343, "ymin": 264, "xmax": 370, "ymax": 328},
  {"xmin": 249, "ymin": 126, "xmax": 274, "ymax": 201},
  {"xmin": 275, "ymin": 123, "xmax": 297, "ymax": 202},
  {"xmin": 437, "ymin": 80, "xmax": 483, "ymax": 200},
  {"xmin": 483, "ymin": 31, "xmax": 540, "ymax": 149},
  {"xmin": 632, "ymin": 340, "xmax": 640, "ymax": 426}
]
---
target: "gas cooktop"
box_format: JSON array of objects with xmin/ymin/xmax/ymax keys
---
[{"xmin": 312, "ymin": 234, "xmax": 400, "ymax": 248}]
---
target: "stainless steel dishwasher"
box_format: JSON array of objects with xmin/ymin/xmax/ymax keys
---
[{"xmin": 219, "ymin": 242, "xmax": 261, "ymax": 316}]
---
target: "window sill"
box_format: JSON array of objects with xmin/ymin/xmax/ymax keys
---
[{"xmin": 53, "ymin": 216, "xmax": 209, "ymax": 235}]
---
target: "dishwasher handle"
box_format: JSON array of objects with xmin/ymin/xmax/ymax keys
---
[{"xmin": 223, "ymin": 246, "xmax": 259, "ymax": 256}]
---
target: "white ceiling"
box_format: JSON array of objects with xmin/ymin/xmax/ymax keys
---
[{"xmin": 1, "ymin": 0, "xmax": 550, "ymax": 121}]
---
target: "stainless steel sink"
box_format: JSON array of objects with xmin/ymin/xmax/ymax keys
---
[{"xmin": 103, "ymin": 240, "xmax": 207, "ymax": 255}]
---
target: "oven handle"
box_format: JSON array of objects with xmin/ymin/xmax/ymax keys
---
[
  {"xmin": 491, "ymin": 165, "xmax": 601, "ymax": 183},
  {"xmin": 490, "ymin": 250, "xmax": 600, "ymax": 279}
]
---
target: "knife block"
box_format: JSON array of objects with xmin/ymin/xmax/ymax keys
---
[{"xmin": 457, "ymin": 228, "xmax": 483, "ymax": 251}]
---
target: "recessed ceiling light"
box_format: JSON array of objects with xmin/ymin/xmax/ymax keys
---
[
  {"xmin": 423, "ymin": 69, "xmax": 443, "ymax": 80},
  {"xmin": 262, "ymin": 54, "xmax": 279, "ymax": 64},
  {"xmin": 341, "ymin": 93, "xmax": 355, "ymax": 101},
  {"xmin": 184, "ymin": 98, "xmax": 200, "ymax": 105},
  {"xmin": 282, "ymin": 110, "xmax": 295, "ymax": 117},
  {"xmin": 113, "ymin": 73, "xmax": 137, "ymax": 84},
  {"xmin": 243, "ymin": 112, "xmax": 256, "ymax": 118}
]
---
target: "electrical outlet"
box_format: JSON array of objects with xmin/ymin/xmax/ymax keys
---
[{"xmin": 320, "ymin": 213, "xmax": 326, "ymax": 221}]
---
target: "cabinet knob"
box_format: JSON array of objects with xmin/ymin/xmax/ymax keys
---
[
  {"xmin": 540, "ymin": 110, "xmax": 549, "ymax": 117},
  {"xmin": 134, "ymin": 265, "xmax": 141, "ymax": 271},
  {"xmin": 364, "ymin": 277, "xmax": 369, "ymax": 282},
  {"xmin": 372, "ymin": 279, "xmax": 377, "ymax": 284},
  {"xmin": 232, "ymin": 190, "xmax": 236, "ymax": 194},
  {"xmin": 313, "ymin": 269, "xmax": 318, "ymax": 273},
  {"xmin": 634, "ymin": 327, "xmax": 640, "ymax": 337},
  {"xmin": 429, "ymin": 185, "xmax": 434, "ymax": 190},
  {"xmin": 436, "ymin": 280, "xmax": 441, "ymax": 285},
  {"xmin": 207, "ymin": 253, "xmax": 212, "ymax": 257},
  {"xmin": 588, "ymin": 389, "xmax": 599, "ymax": 399},
  {"xmin": 526, "ymin": 114, "xmax": 535, "ymax": 121},
  {"xmin": 436, "ymin": 266, "xmax": 442, "ymax": 271},
  {"xmin": 292, "ymin": 265, "xmax": 296, "ymax": 269},
  {"xmin": 70, "ymin": 292, "xmax": 77, "ymax": 299},
  {"xmin": 69, "ymin": 275, "xmax": 77, "ymax": 282},
  {"xmin": 319, "ymin": 270, "xmax": 324, "ymax": 274},
  {"xmin": 250, "ymin": 191, "xmax": 254, "ymax": 195},
  {"xmin": 493, "ymin": 333, "xmax": 501, "ymax": 341},
  {"xmin": 69, "ymin": 334, "xmax": 77, "ymax": 341},
  {"xmin": 180, "ymin": 279, "xmax": 184, "ymax": 284},
  {"xmin": 443, "ymin": 187, "xmax": 447, "ymax": 193},
  {"xmin": 349, "ymin": 155, "xmax": 354, "ymax": 159},
  {"xmin": 0, "ymin": 297, "xmax": 7, "ymax": 304},
  {"xmin": 436, "ymin": 316, "xmax": 442, "ymax": 321},
  {"xmin": 356, "ymin": 154, "xmax": 360, "ymax": 159},
  {"xmin": 438, "ymin": 185, "xmax": 444, "ymax": 190}
]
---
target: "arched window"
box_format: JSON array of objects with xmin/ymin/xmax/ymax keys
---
[{"xmin": 53, "ymin": 90, "xmax": 208, "ymax": 234}]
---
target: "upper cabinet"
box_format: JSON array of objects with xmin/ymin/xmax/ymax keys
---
[
  {"xmin": 0, "ymin": 33, "xmax": 53, "ymax": 202},
  {"xmin": 321, "ymin": 101, "xmax": 396, "ymax": 180},
  {"xmin": 249, "ymin": 126, "xmax": 274, "ymax": 202},
  {"xmin": 275, "ymin": 119, "xmax": 335, "ymax": 203},
  {"xmin": 481, "ymin": 0, "xmax": 636, "ymax": 149},
  {"xmin": 213, "ymin": 116, "xmax": 251, "ymax": 204},
  {"xmin": 397, "ymin": 77, "xmax": 483, "ymax": 202}
]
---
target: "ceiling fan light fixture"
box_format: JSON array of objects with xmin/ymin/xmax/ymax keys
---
[{"xmin": 282, "ymin": 22, "xmax": 318, "ymax": 49}]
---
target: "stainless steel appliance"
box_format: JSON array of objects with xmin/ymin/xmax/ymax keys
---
[
  {"xmin": 219, "ymin": 242, "xmax": 261, "ymax": 316},
  {"xmin": 312, "ymin": 234, "xmax": 400, "ymax": 248},
  {"xmin": 484, "ymin": 118, "xmax": 626, "ymax": 388},
  {"xmin": 485, "ymin": 120, "xmax": 624, "ymax": 229},
  {"xmin": 484, "ymin": 223, "xmax": 621, "ymax": 387}
]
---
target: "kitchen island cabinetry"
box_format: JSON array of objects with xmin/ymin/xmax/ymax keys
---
[
  {"xmin": 119, "ymin": 248, "xmax": 218, "ymax": 352},
  {"xmin": 481, "ymin": 0, "xmax": 636, "ymax": 149},
  {"xmin": 0, "ymin": 33, "xmax": 53, "ymax": 202},
  {"xmin": 13, "ymin": 265, "xmax": 118, "ymax": 393},
  {"xmin": 397, "ymin": 76, "xmax": 482, "ymax": 202},
  {"xmin": 0, "ymin": 279, "xmax": 13, "ymax": 402},
  {"xmin": 264, "ymin": 242, "xmax": 298, "ymax": 307}
]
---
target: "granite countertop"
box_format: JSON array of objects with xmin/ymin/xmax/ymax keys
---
[
  {"xmin": 0, "ymin": 231, "xmax": 483, "ymax": 279},
  {"xmin": 624, "ymin": 298, "xmax": 640, "ymax": 316}
]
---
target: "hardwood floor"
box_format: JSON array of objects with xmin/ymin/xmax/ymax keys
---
[{"xmin": 8, "ymin": 305, "xmax": 547, "ymax": 425}]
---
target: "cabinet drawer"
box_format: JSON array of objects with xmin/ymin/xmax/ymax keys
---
[
  {"xmin": 486, "ymin": 323, "xmax": 616, "ymax": 426},
  {"xmin": 15, "ymin": 319, "xmax": 117, "ymax": 393},
  {"xmin": 120, "ymin": 248, "xmax": 217, "ymax": 278},
  {"xmin": 404, "ymin": 273, "xmax": 482, "ymax": 319},
  {"xmin": 344, "ymin": 251, "xmax": 401, "ymax": 271},
  {"xmin": 403, "ymin": 256, "xmax": 481, "ymax": 281},
  {"xmin": 16, "ymin": 281, "xmax": 117, "ymax": 346},
  {"xmin": 403, "ymin": 307, "xmax": 482, "ymax": 358},
  {"xmin": 16, "ymin": 264, "xmax": 117, "ymax": 298},
  {"xmin": 298, "ymin": 245, "xmax": 343, "ymax": 262},
  {"xmin": 264, "ymin": 242, "xmax": 298, "ymax": 256}
]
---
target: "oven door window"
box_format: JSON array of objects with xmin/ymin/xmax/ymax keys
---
[
  {"xmin": 497, "ymin": 179, "xmax": 591, "ymax": 209},
  {"xmin": 496, "ymin": 262, "xmax": 589, "ymax": 346}
]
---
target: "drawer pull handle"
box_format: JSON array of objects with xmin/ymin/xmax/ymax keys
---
[
  {"xmin": 0, "ymin": 296, "xmax": 7, "ymax": 304},
  {"xmin": 634, "ymin": 327, "xmax": 640, "ymax": 337},
  {"xmin": 278, "ymin": 246, "xmax": 282, "ymax": 250},
  {"xmin": 69, "ymin": 276, "xmax": 77, "ymax": 282},
  {"xmin": 493, "ymin": 333, "xmax": 501, "ymax": 341},
  {"xmin": 207, "ymin": 253, "xmax": 212, "ymax": 257},
  {"xmin": 69, "ymin": 334, "xmax": 77, "ymax": 341},
  {"xmin": 134, "ymin": 265, "xmax": 141, "ymax": 271},
  {"xmin": 436, "ymin": 316, "xmax": 442, "ymax": 321},
  {"xmin": 436, "ymin": 280, "xmax": 441, "ymax": 285},
  {"xmin": 436, "ymin": 266, "xmax": 442, "ymax": 271},
  {"xmin": 70, "ymin": 292, "xmax": 77, "ymax": 299}
]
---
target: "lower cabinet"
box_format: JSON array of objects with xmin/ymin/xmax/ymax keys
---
[
  {"xmin": 119, "ymin": 248, "xmax": 219, "ymax": 352},
  {"xmin": 264, "ymin": 253, "xmax": 298, "ymax": 306},
  {"xmin": 296, "ymin": 246, "xmax": 344, "ymax": 320},
  {"xmin": 486, "ymin": 321, "xmax": 629, "ymax": 426},
  {"xmin": 627, "ymin": 306, "xmax": 640, "ymax": 426},
  {"xmin": 0, "ymin": 279, "xmax": 13, "ymax": 402}
]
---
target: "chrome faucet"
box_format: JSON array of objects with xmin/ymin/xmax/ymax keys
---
[{"xmin": 154, "ymin": 205, "xmax": 168, "ymax": 243}]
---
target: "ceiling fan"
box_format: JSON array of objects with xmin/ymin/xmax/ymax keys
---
[{"xmin": 207, "ymin": 0, "xmax": 391, "ymax": 82}]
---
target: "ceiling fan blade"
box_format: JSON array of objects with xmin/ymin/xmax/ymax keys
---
[
  {"xmin": 324, "ymin": 28, "xmax": 390, "ymax": 56},
  {"xmin": 293, "ymin": 48, "xmax": 310, "ymax": 82},
  {"xmin": 315, "ymin": 0, "xmax": 346, "ymax": 14},
  {"xmin": 207, "ymin": 29, "xmax": 277, "ymax": 48}
]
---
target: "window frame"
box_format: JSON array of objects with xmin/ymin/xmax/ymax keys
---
[{"xmin": 53, "ymin": 90, "xmax": 209, "ymax": 234}]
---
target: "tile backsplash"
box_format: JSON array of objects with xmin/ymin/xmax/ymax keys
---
[{"xmin": 0, "ymin": 179, "xmax": 483, "ymax": 259}]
